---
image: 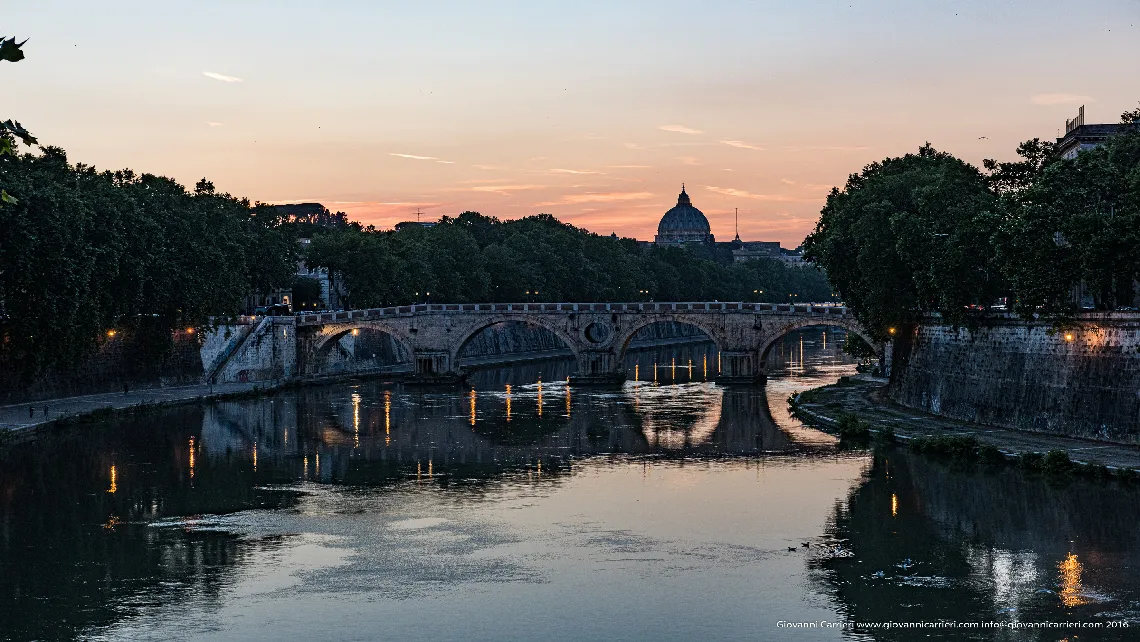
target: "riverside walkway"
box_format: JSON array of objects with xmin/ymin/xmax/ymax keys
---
[
  {"xmin": 796, "ymin": 376, "xmax": 1140, "ymax": 470},
  {"xmin": 0, "ymin": 382, "xmax": 265, "ymax": 431}
]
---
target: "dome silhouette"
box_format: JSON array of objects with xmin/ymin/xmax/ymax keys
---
[{"xmin": 655, "ymin": 186, "xmax": 714, "ymax": 245}]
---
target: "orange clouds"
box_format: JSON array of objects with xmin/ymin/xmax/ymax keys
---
[
  {"xmin": 700, "ymin": 186, "xmax": 822, "ymax": 202},
  {"xmin": 535, "ymin": 191, "xmax": 655, "ymax": 206},
  {"xmin": 658, "ymin": 125, "xmax": 704, "ymax": 134}
]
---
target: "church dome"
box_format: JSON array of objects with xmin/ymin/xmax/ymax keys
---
[{"xmin": 655, "ymin": 186, "xmax": 713, "ymax": 245}]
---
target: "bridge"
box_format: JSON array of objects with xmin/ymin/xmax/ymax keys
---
[{"xmin": 280, "ymin": 301, "xmax": 874, "ymax": 385}]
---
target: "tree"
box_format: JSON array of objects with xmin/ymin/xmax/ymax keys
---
[
  {"xmin": 1122, "ymin": 103, "xmax": 1140, "ymax": 124},
  {"xmin": 982, "ymin": 138, "xmax": 1055, "ymax": 196},
  {"xmin": 0, "ymin": 145, "xmax": 299, "ymax": 383},
  {"xmin": 997, "ymin": 128, "xmax": 1140, "ymax": 313},
  {"xmin": 1, "ymin": 34, "xmax": 35, "ymax": 204},
  {"xmin": 802, "ymin": 144, "xmax": 1002, "ymax": 340},
  {"xmin": 291, "ymin": 277, "xmax": 323, "ymax": 310}
]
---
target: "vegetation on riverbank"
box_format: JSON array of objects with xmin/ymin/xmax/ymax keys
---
[{"xmin": 803, "ymin": 116, "xmax": 1140, "ymax": 341}]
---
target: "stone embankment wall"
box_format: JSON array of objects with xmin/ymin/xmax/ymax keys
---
[
  {"xmin": 205, "ymin": 318, "xmax": 297, "ymax": 384},
  {"xmin": 888, "ymin": 314, "xmax": 1140, "ymax": 444}
]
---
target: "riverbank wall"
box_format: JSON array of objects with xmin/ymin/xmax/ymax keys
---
[{"xmin": 887, "ymin": 314, "xmax": 1140, "ymax": 443}]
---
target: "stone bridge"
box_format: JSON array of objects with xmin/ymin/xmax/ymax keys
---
[{"xmin": 291, "ymin": 301, "xmax": 874, "ymax": 384}]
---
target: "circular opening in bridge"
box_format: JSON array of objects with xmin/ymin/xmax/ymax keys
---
[
  {"xmin": 457, "ymin": 321, "xmax": 578, "ymax": 385},
  {"xmin": 622, "ymin": 321, "xmax": 717, "ymax": 384},
  {"xmin": 319, "ymin": 327, "xmax": 412, "ymax": 376},
  {"xmin": 583, "ymin": 322, "xmax": 610, "ymax": 344}
]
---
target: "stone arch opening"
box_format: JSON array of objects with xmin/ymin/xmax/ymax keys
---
[
  {"xmin": 311, "ymin": 324, "xmax": 414, "ymax": 376},
  {"xmin": 617, "ymin": 318, "xmax": 725, "ymax": 384},
  {"xmin": 453, "ymin": 318, "xmax": 581, "ymax": 376},
  {"xmin": 757, "ymin": 320, "xmax": 878, "ymax": 373}
]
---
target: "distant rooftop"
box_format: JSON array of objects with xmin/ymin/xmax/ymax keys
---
[
  {"xmin": 394, "ymin": 221, "xmax": 437, "ymax": 231},
  {"xmin": 1055, "ymin": 105, "xmax": 1138, "ymax": 159}
]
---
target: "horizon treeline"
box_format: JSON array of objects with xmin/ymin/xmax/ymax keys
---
[
  {"xmin": 804, "ymin": 111, "xmax": 1140, "ymax": 341},
  {"xmin": 303, "ymin": 212, "xmax": 835, "ymax": 309}
]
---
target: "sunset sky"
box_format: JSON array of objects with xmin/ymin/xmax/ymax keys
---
[{"xmin": 6, "ymin": 1, "xmax": 1140, "ymax": 246}]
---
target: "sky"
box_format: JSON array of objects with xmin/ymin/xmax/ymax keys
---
[{"xmin": 5, "ymin": 0, "xmax": 1140, "ymax": 246}]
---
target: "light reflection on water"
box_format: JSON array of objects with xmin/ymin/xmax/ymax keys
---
[{"xmin": 1, "ymin": 328, "xmax": 1139, "ymax": 641}]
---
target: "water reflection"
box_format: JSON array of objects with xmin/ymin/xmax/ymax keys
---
[
  {"xmin": 818, "ymin": 451, "xmax": 1140, "ymax": 639},
  {"xmin": 2, "ymin": 328, "xmax": 1138, "ymax": 641}
]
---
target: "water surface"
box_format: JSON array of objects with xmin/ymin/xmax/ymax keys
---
[{"xmin": 1, "ymin": 329, "xmax": 1138, "ymax": 641}]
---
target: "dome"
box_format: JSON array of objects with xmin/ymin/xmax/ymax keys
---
[{"xmin": 655, "ymin": 186, "xmax": 714, "ymax": 245}]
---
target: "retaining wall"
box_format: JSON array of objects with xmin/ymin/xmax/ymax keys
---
[{"xmin": 888, "ymin": 315, "xmax": 1140, "ymax": 443}]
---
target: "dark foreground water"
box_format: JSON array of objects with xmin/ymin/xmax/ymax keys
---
[{"xmin": 2, "ymin": 329, "xmax": 1139, "ymax": 641}]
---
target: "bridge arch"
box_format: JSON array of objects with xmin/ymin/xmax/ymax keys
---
[
  {"xmin": 307, "ymin": 321, "xmax": 416, "ymax": 375},
  {"xmin": 613, "ymin": 315, "xmax": 727, "ymax": 365},
  {"xmin": 450, "ymin": 315, "xmax": 583, "ymax": 373},
  {"xmin": 756, "ymin": 317, "xmax": 878, "ymax": 364}
]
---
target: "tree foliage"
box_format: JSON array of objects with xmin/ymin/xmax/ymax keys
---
[
  {"xmin": 803, "ymin": 127, "xmax": 1140, "ymax": 334},
  {"xmin": 306, "ymin": 212, "xmax": 835, "ymax": 309},
  {"xmin": 803, "ymin": 144, "xmax": 1001, "ymax": 340},
  {"xmin": 0, "ymin": 148, "xmax": 298, "ymax": 379},
  {"xmin": 1122, "ymin": 103, "xmax": 1140, "ymax": 125},
  {"xmin": 996, "ymin": 128, "xmax": 1140, "ymax": 314}
]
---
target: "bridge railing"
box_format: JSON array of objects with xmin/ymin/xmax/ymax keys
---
[{"xmin": 296, "ymin": 302, "xmax": 850, "ymax": 326}]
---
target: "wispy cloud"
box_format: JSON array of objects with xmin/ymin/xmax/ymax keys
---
[
  {"xmin": 677, "ymin": 156, "xmax": 701, "ymax": 166},
  {"xmin": 1030, "ymin": 93, "xmax": 1095, "ymax": 106},
  {"xmin": 782, "ymin": 178, "xmax": 835, "ymax": 191},
  {"xmin": 608, "ymin": 165, "xmax": 652, "ymax": 169},
  {"xmin": 549, "ymin": 168, "xmax": 603, "ymax": 175},
  {"xmin": 536, "ymin": 192, "xmax": 655, "ymax": 206},
  {"xmin": 203, "ymin": 71, "xmax": 243, "ymax": 83},
  {"xmin": 701, "ymin": 185, "xmax": 821, "ymax": 202},
  {"xmin": 720, "ymin": 139, "xmax": 763, "ymax": 150},
  {"xmin": 391, "ymin": 153, "xmax": 453, "ymax": 164},
  {"xmin": 658, "ymin": 124, "xmax": 703, "ymax": 135},
  {"xmin": 779, "ymin": 145, "xmax": 869, "ymax": 152},
  {"xmin": 472, "ymin": 164, "xmax": 507, "ymax": 170},
  {"xmin": 471, "ymin": 184, "xmax": 546, "ymax": 195},
  {"xmin": 206, "ymin": 121, "xmax": 224, "ymax": 127}
]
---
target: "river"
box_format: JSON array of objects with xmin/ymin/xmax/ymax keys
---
[{"xmin": 1, "ymin": 328, "xmax": 1138, "ymax": 641}]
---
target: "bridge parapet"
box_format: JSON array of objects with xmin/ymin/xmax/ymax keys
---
[{"xmin": 297, "ymin": 301, "xmax": 851, "ymax": 327}]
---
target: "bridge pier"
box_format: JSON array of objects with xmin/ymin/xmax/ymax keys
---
[
  {"xmin": 569, "ymin": 349, "xmax": 626, "ymax": 385},
  {"xmin": 409, "ymin": 350, "xmax": 465, "ymax": 384},
  {"xmin": 714, "ymin": 350, "xmax": 763, "ymax": 384}
]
